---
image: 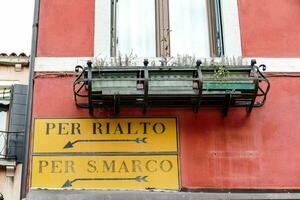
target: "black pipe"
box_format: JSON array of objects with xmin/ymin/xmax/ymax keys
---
[{"xmin": 20, "ymin": 0, "xmax": 40, "ymax": 199}]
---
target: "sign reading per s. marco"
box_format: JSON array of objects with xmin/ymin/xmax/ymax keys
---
[
  {"xmin": 33, "ymin": 118, "xmax": 178, "ymax": 153},
  {"xmin": 31, "ymin": 155, "xmax": 179, "ymax": 189}
]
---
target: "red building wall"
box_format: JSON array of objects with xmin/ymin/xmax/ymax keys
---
[
  {"xmin": 36, "ymin": 0, "xmax": 300, "ymax": 58},
  {"xmin": 37, "ymin": 0, "xmax": 95, "ymax": 57},
  {"xmin": 238, "ymin": 0, "xmax": 300, "ymax": 57},
  {"xmin": 32, "ymin": 76, "xmax": 300, "ymax": 189},
  {"xmin": 30, "ymin": 0, "xmax": 300, "ymax": 191}
]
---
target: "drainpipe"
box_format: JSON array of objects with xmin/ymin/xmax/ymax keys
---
[{"xmin": 20, "ymin": 0, "xmax": 40, "ymax": 199}]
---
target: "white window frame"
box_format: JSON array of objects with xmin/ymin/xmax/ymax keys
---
[{"xmin": 110, "ymin": 0, "xmax": 225, "ymax": 58}]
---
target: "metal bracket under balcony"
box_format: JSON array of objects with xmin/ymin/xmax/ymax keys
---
[{"xmin": 73, "ymin": 59, "xmax": 270, "ymax": 116}]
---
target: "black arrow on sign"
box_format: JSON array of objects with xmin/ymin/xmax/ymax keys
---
[
  {"xmin": 62, "ymin": 176, "xmax": 148, "ymax": 188},
  {"xmin": 63, "ymin": 137, "xmax": 147, "ymax": 149}
]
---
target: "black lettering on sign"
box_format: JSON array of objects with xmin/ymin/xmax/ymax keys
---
[
  {"xmin": 82, "ymin": 159, "xmax": 175, "ymax": 174},
  {"xmin": 153, "ymin": 122, "xmax": 166, "ymax": 134},
  {"xmin": 140, "ymin": 122, "xmax": 151, "ymax": 134},
  {"xmin": 160, "ymin": 160, "xmax": 173, "ymax": 172},
  {"xmin": 38, "ymin": 160, "xmax": 48, "ymax": 173},
  {"xmin": 91, "ymin": 121, "xmax": 168, "ymax": 135},
  {"xmin": 38, "ymin": 160, "xmax": 76, "ymax": 174},
  {"xmin": 113, "ymin": 123, "xmax": 124, "ymax": 134},
  {"xmin": 51, "ymin": 161, "xmax": 62, "ymax": 173},
  {"xmin": 87, "ymin": 160, "xmax": 97, "ymax": 173},
  {"xmin": 45, "ymin": 123, "xmax": 55, "ymax": 135},
  {"xmin": 71, "ymin": 123, "xmax": 81, "ymax": 135},
  {"xmin": 127, "ymin": 122, "xmax": 138, "ymax": 134},
  {"xmin": 59, "ymin": 123, "xmax": 69, "ymax": 135},
  {"xmin": 106, "ymin": 123, "xmax": 110, "ymax": 134},
  {"xmin": 65, "ymin": 161, "xmax": 75, "ymax": 173},
  {"xmin": 46, "ymin": 123, "xmax": 82, "ymax": 135},
  {"xmin": 145, "ymin": 160, "xmax": 158, "ymax": 172},
  {"xmin": 93, "ymin": 123, "xmax": 102, "ymax": 134},
  {"xmin": 118, "ymin": 161, "xmax": 129, "ymax": 173},
  {"xmin": 103, "ymin": 160, "xmax": 115, "ymax": 173},
  {"xmin": 132, "ymin": 160, "xmax": 142, "ymax": 172}
]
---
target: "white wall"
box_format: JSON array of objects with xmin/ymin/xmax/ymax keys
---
[{"xmin": 0, "ymin": 164, "xmax": 22, "ymax": 200}]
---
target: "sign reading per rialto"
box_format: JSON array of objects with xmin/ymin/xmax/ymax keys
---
[
  {"xmin": 31, "ymin": 118, "xmax": 179, "ymax": 190},
  {"xmin": 33, "ymin": 118, "xmax": 178, "ymax": 153}
]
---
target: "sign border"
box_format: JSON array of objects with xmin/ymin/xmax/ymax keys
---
[{"xmin": 32, "ymin": 117, "xmax": 179, "ymax": 154}]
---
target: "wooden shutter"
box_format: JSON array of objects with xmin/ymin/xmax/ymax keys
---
[{"xmin": 7, "ymin": 84, "xmax": 28, "ymax": 162}]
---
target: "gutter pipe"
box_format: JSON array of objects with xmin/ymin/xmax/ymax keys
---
[{"xmin": 20, "ymin": 0, "xmax": 40, "ymax": 199}]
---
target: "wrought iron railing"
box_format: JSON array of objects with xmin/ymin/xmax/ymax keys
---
[
  {"xmin": 0, "ymin": 130, "xmax": 24, "ymax": 160},
  {"xmin": 73, "ymin": 59, "xmax": 270, "ymax": 116}
]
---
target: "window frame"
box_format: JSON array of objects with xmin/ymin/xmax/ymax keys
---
[
  {"xmin": 207, "ymin": 0, "xmax": 224, "ymax": 57},
  {"xmin": 111, "ymin": 0, "xmax": 224, "ymax": 58}
]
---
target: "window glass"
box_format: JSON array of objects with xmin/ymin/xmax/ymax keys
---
[
  {"xmin": 117, "ymin": 0, "xmax": 156, "ymax": 57},
  {"xmin": 0, "ymin": 111, "xmax": 7, "ymax": 157},
  {"xmin": 169, "ymin": 0, "xmax": 210, "ymax": 57}
]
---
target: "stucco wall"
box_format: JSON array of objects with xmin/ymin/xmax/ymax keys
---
[
  {"xmin": 36, "ymin": 0, "xmax": 300, "ymax": 58},
  {"xmin": 31, "ymin": 76, "xmax": 300, "ymax": 189},
  {"xmin": 37, "ymin": 0, "xmax": 95, "ymax": 57},
  {"xmin": 238, "ymin": 0, "xmax": 300, "ymax": 57},
  {"xmin": 0, "ymin": 66, "xmax": 29, "ymax": 86},
  {"xmin": 0, "ymin": 164, "xmax": 22, "ymax": 200},
  {"xmin": 29, "ymin": 0, "xmax": 300, "ymax": 194}
]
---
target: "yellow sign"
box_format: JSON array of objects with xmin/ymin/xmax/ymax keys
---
[
  {"xmin": 31, "ymin": 155, "xmax": 179, "ymax": 189},
  {"xmin": 31, "ymin": 118, "xmax": 180, "ymax": 190},
  {"xmin": 33, "ymin": 118, "xmax": 178, "ymax": 153}
]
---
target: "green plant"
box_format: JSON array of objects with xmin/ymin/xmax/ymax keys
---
[
  {"xmin": 150, "ymin": 60, "xmax": 156, "ymax": 67},
  {"xmin": 93, "ymin": 51, "xmax": 137, "ymax": 68},
  {"xmin": 173, "ymin": 55, "xmax": 196, "ymax": 67},
  {"xmin": 124, "ymin": 51, "xmax": 137, "ymax": 67},
  {"xmin": 210, "ymin": 60, "xmax": 230, "ymax": 79},
  {"xmin": 93, "ymin": 57, "xmax": 107, "ymax": 68}
]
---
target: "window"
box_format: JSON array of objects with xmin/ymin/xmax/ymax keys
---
[
  {"xmin": 0, "ymin": 111, "xmax": 8, "ymax": 158},
  {"xmin": 114, "ymin": 0, "xmax": 156, "ymax": 57},
  {"xmin": 0, "ymin": 85, "xmax": 27, "ymax": 162},
  {"xmin": 0, "ymin": 88, "xmax": 10, "ymax": 158},
  {"xmin": 111, "ymin": 0, "xmax": 224, "ymax": 57},
  {"xmin": 169, "ymin": 0, "xmax": 210, "ymax": 57}
]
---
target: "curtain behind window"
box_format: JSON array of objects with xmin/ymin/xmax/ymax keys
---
[
  {"xmin": 117, "ymin": 0, "xmax": 156, "ymax": 57},
  {"xmin": 169, "ymin": 0, "xmax": 210, "ymax": 57}
]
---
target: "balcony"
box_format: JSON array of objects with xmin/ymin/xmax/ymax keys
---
[
  {"xmin": 0, "ymin": 85, "xmax": 27, "ymax": 177},
  {"xmin": 73, "ymin": 59, "xmax": 270, "ymax": 116},
  {"xmin": 0, "ymin": 131, "xmax": 24, "ymax": 177}
]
